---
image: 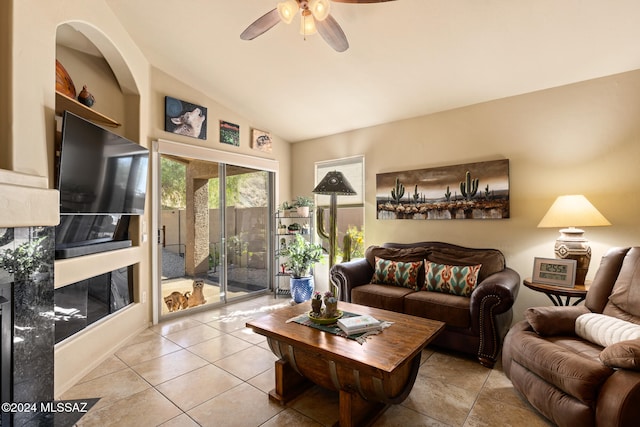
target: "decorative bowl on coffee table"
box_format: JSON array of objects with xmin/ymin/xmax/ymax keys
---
[{"xmin": 308, "ymin": 310, "xmax": 343, "ymax": 325}]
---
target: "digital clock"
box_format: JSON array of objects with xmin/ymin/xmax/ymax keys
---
[{"xmin": 532, "ymin": 257, "xmax": 577, "ymax": 287}]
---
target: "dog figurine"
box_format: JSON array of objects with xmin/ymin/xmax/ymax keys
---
[
  {"xmin": 164, "ymin": 291, "xmax": 188, "ymax": 312},
  {"xmin": 186, "ymin": 279, "xmax": 207, "ymax": 308}
]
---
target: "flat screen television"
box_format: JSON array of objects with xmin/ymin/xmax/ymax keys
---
[{"xmin": 57, "ymin": 111, "xmax": 149, "ymax": 215}]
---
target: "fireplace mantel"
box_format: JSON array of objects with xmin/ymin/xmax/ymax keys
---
[{"xmin": 0, "ymin": 169, "xmax": 59, "ymax": 227}]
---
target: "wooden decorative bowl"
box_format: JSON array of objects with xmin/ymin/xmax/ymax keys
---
[{"xmin": 56, "ymin": 59, "xmax": 76, "ymax": 99}]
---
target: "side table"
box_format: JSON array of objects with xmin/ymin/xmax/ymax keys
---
[{"xmin": 523, "ymin": 278, "xmax": 590, "ymax": 306}]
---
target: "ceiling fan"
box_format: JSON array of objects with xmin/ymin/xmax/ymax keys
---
[{"xmin": 240, "ymin": 0, "xmax": 396, "ymax": 52}]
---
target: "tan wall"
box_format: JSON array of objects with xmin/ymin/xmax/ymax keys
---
[
  {"xmin": 0, "ymin": 1, "xmax": 11, "ymax": 169},
  {"xmin": 291, "ymin": 70, "xmax": 640, "ymax": 321}
]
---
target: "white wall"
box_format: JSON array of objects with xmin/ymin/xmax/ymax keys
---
[{"xmin": 291, "ymin": 70, "xmax": 640, "ymax": 321}]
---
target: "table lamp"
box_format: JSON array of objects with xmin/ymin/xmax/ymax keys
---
[{"xmin": 537, "ymin": 195, "xmax": 611, "ymax": 285}]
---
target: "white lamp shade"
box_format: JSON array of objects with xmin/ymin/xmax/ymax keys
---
[
  {"xmin": 309, "ymin": 0, "xmax": 331, "ymax": 21},
  {"xmin": 277, "ymin": 0, "xmax": 299, "ymax": 24},
  {"xmin": 299, "ymin": 12, "xmax": 317, "ymax": 35},
  {"xmin": 537, "ymin": 195, "xmax": 611, "ymax": 229}
]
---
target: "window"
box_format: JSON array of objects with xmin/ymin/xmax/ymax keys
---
[{"xmin": 315, "ymin": 156, "xmax": 364, "ymax": 260}]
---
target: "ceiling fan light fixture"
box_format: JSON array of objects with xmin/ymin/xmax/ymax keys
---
[
  {"xmin": 299, "ymin": 10, "xmax": 317, "ymax": 36},
  {"xmin": 277, "ymin": 0, "xmax": 299, "ymax": 24},
  {"xmin": 309, "ymin": 0, "xmax": 330, "ymax": 21}
]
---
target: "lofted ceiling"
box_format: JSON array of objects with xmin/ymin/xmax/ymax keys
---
[{"xmin": 84, "ymin": 0, "xmax": 640, "ymax": 142}]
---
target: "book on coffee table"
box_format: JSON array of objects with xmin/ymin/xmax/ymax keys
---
[{"xmin": 338, "ymin": 314, "xmax": 382, "ymax": 335}]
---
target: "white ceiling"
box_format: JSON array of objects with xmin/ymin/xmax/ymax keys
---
[{"xmin": 95, "ymin": 0, "xmax": 640, "ymax": 142}]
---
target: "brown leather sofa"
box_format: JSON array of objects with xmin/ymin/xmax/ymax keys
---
[
  {"xmin": 502, "ymin": 247, "xmax": 640, "ymax": 427},
  {"xmin": 330, "ymin": 242, "xmax": 520, "ymax": 368}
]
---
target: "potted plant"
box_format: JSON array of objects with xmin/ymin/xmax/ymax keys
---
[
  {"xmin": 280, "ymin": 201, "xmax": 295, "ymax": 217},
  {"xmin": 294, "ymin": 195, "xmax": 314, "ymax": 217},
  {"xmin": 0, "ymin": 236, "xmax": 47, "ymax": 282},
  {"xmin": 280, "ymin": 234, "xmax": 323, "ymax": 303},
  {"xmin": 324, "ymin": 290, "xmax": 338, "ymax": 317},
  {"xmin": 311, "ymin": 291, "xmax": 322, "ymax": 315}
]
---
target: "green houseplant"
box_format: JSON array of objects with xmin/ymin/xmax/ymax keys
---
[
  {"xmin": 0, "ymin": 236, "xmax": 47, "ymax": 282},
  {"xmin": 293, "ymin": 195, "xmax": 314, "ymax": 217},
  {"xmin": 280, "ymin": 234, "xmax": 323, "ymax": 303},
  {"xmin": 280, "ymin": 200, "xmax": 296, "ymax": 217}
]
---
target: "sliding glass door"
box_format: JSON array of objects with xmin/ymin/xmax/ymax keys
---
[
  {"xmin": 154, "ymin": 143, "xmax": 275, "ymax": 320},
  {"xmin": 223, "ymin": 165, "xmax": 271, "ymax": 298}
]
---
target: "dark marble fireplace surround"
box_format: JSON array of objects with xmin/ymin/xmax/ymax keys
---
[
  {"xmin": 0, "ymin": 226, "xmax": 55, "ymax": 426},
  {"xmin": 0, "ymin": 222, "xmax": 132, "ymax": 426}
]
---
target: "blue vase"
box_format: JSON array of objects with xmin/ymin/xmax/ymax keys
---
[{"xmin": 290, "ymin": 276, "xmax": 314, "ymax": 303}]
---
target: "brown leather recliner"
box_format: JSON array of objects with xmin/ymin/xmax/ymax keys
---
[
  {"xmin": 330, "ymin": 242, "xmax": 520, "ymax": 368},
  {"xmin": 502, "ymin": 247, "xmax": 640, "ymax": 427}
]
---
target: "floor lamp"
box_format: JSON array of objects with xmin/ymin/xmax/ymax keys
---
[{"xmin": 312, "ymin": 171, "xmax": 357, "ymax": 270}]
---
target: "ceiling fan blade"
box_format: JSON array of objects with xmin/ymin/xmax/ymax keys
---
[
  {"xmin": 331, "ymin": 0, "xmax": 397, "ymax": 3},
  {"xmin": 316, "ymin": 14, "xmax": 349, "ymax": 52},
  {"xmin": 240, "ymin": 9, "xmax": 281, "ymax": 40}
]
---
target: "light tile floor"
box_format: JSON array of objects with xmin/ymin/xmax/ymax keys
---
[{"xmin": 61, "ymin": 295, "xmax": 552, "ymax": 427}]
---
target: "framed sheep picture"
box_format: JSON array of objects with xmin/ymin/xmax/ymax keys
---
[{"xmin": 164, "ymin": 96, "xmax": 208, "ymax": 140}]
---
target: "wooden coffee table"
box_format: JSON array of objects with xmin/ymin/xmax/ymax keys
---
[{"xmin": 246, "ymin": 301, "xmax": 444, "ymax": 427}]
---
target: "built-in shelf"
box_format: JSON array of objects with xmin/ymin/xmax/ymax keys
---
[
  {"xmin": 55, "ymin": 91, "xmax": 121, "ymax": 128},
  {"xmin": 54, "ymin": 246, "xmax": 140, "ymax": 289}
]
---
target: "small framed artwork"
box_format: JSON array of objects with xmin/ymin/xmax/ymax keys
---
[
  {"xmin": 251, "ymin": 129, "xmax": 272, "ymax": 153},
  {"xmin": 532, "ymin": 257, "xmax": 577, "ymax": 288},
  {"xmin": 220, "ymin": 120, "xmax": 240, "ymax": 146},
  {"xmin": 164, "ymin": 96, "xmax": 207, "ymax": 140}
]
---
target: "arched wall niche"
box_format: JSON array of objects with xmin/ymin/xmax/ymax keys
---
[
  {"xmin": 56, "ymin": 21, "xmax": 138, "ymax": 96},
  {"xmin": 55, "ymin": 21, "xmax": 141, "ymax": 141}
]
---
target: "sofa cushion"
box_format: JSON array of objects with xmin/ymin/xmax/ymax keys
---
[
  {"xmin": 510, "ymin": 330, "xmax": 614, "ymax": 405},
  {"xmin": 546, "ymin": 336, "xmax": 604, "ymax": 363},
  {"xmin": 371, "ymin": 257, "xmax": 422, "ymax": 290},
  {"xmin": 351, "ymin": 284, "xmax": 414, "ymax": 313},
  {"xmin": 404, "ymin": 290, "xmax": 471, "ymax": 328},
  {"xmin": 608, "ymin": 247, "xmax": 640, "ymax": 317},
  {"xmin": 602, "ymin": 301, "xmax": 640, "ymax": 324},
  {"xmin": 365, "ymin": 246, "xmax": 430, "ymax": 288},
  {"xmin": 365, "ymin": 246, "xmax": 430, "ymax": 267},
  {"xmin": 599, "ymin": 339, "xmax": 640, "ymax": 371},
  {"xmin": 575, "ymin": 313, "xmax": 640, "ymax": 347},
  {"xmin": 427, "ymin": 247, "xmax": 504, "ymax": 282},
  {"xmin": 525, "ymin": 305, "xmax": 590, "ymax": 336},
  {"xmin": 422, "ymin": 261, "xmax": 481, "ymax": 297}
]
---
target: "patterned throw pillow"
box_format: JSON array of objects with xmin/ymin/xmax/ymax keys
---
[
  {"xmin": 371, "ymin": 257, "xmax": 422, "ymax": 290},
  {"xmin": 423, "ymin": 261, "xmax": 482, "ymax": 297}
]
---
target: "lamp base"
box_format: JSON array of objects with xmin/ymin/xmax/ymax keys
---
[{"xmin": 554, "ymin": 228, "xmax": 590, "ymax": 285}]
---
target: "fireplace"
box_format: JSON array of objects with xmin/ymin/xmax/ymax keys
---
[
  {"xmin": 0, "ymin": 281, "xmax": 11, "ymax": 427},
  {"xmin": 0, "ymin": 226, "xmax": 55, "ymax": 426}
]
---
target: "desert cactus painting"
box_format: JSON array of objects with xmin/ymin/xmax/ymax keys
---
[{"xmin": 375, "ymin": 159, "xmax": 510, "ymax": 220}]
